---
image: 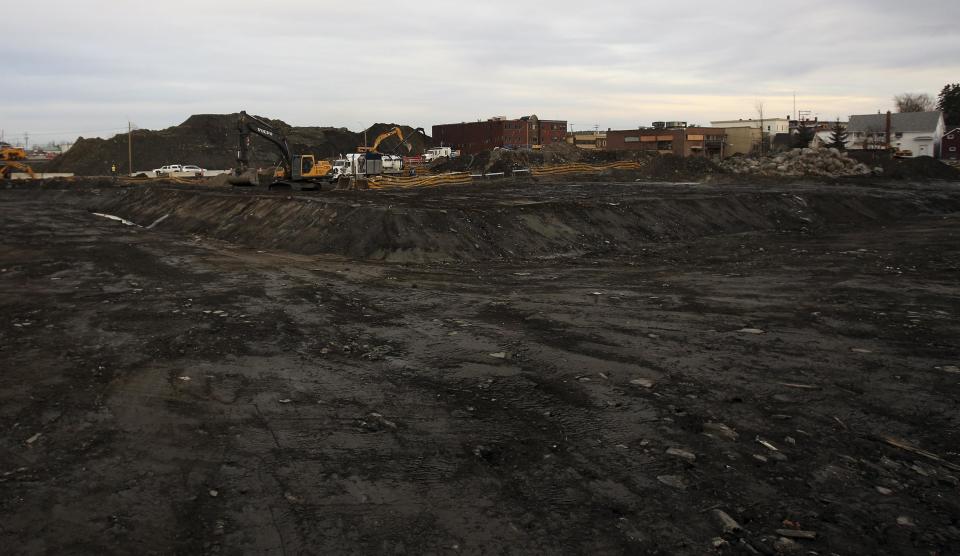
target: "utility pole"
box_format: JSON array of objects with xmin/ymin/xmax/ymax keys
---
[
  {"xmin": 24, "ymin": 132, "xmax": 29, "ymax": 150},
  {"xmin": 128, "ymin": 121, "xmax": 133, "ymax": 174},
  {"xmin": 755, "ymin": 100, "xmax": 765, "ymax": 156}
]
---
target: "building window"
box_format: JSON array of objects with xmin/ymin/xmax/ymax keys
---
[
  {"xmin": 624, "ymin": 137, "xmax": 640, "ymax": 143},
  {"xmin": 949, "ymin": 134, "xmax": 956, "ymax": 140},
  {"xmin": 951, "ymin": 147, "xmax": 957, "ymax": 152},
  {"xmin": 895, "ymin": 132, "xmax": 903, "ymax": 138}
]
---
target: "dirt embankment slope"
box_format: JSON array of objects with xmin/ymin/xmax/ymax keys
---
[
  {"xmin": 94, "ymin": 182, "xmax": 960, "ymax": 263},
  {"xmin": 46, "ymin": 115, "xmax": 432, "ymax": 176}
]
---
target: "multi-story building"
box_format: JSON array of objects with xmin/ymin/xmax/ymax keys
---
[
  {"xmin": 710, "ymin": 117, "xmax": 791, "ymax": 136},
  {"xmin": 565, "ymin": 131, "xmax": 607, "ymax": 150},
  {"xmin": 432, "ymin": 115, "xmax": 568, "ymax": 154},
  {"xmin": 605, "ymin": 125, "xmax": 725, "ymax": 158}
]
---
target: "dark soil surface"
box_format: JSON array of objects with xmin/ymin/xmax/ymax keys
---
[{"xmin": 2, "ymin": 179, "xmax": 960, "ymax": 555}]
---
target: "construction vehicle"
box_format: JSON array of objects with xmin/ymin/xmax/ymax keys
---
[
  {"xmin": 1, "ymin": 145, "xmax": 35, "ymax": 179},
  {"xmin": 229, "ymin": 111, "xmax": 333, "ymax": 189},
  {"xmin": 330, "ymin": 126, "xmax": 426, "ymax": 180}
]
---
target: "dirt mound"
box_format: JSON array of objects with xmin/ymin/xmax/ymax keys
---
[
  {"xmin": 847, "ymin": 151, "xmax": 960, "ymax": 180},
  {"xmin": 45, "ymin": 115, "xmax": 432, "ymax": 176},
  {"xmin": 93, "ymin": 183, "xmax": 960, "ymax": 263}
]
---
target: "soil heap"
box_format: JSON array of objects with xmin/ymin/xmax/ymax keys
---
[
  {"xmin": 45, "ymin": 115, "xmax": 431, "ymax": 176},
  {"xmin": 720, "ymin": 148, "xmax": 876, "ymax": 177}
]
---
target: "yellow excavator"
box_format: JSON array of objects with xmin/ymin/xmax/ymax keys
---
[
  {"xmin": 229, "ymin": 111, "xmax": 333, "ymax": 190},
  {"xmin": 357, "ymin": 127, "xmax": 417, "ymax": 154},
  {"xmin": 1, "ymin": 145, "xmax": 36, "ymax": 179}
]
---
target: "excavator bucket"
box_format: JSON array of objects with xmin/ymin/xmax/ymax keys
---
[{"xmin": 228, "ymin": 168, "xmax": 259, "ymax": 187}]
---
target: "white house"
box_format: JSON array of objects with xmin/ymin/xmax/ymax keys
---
[{"xmin": 845, "ymin": 111, "xmax": 945, "ymax": 158}]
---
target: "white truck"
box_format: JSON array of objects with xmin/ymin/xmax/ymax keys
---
[
  {"xmin": 424, "ymin": 147, "xmax": 458, "ymax": 162},
  {"xmin": 152, "ymin": 164, "xmax": 206, "ymax": 177},
  {"xmin": 329, "ymin": 153, "xmax": 404, "ymax": 179}
]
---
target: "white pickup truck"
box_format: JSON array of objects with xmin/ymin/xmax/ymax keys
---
[{"xmin": 153, "ymin": 164, "xmax": 205, "ymax": 177}]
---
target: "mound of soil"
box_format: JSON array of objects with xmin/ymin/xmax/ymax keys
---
[
  {"xmin": 847, "ymin": 151, "xmax": 960, "ymax": 180},
  {"xmin": 93, "ymin": 182, "xmax": 960, "ymax": 263},
  {"xmin": 45, "ymin": 115, "xmax": 432, "ymax": 176}
]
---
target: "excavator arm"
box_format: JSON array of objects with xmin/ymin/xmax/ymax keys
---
[
  {"xmin": 236, "ymin": 111, "xmax": 294, "ymax": 173},
  {"xmin": 231, "ymin": 111, "xmax": 295, "ymax": 186},
  {"xmin": 359, "ymin": 127, "xmax": 404, "ymax": 153},
  {"xmin": 390, "ymin": 127, "xmax": 426, "ymax": 155}
]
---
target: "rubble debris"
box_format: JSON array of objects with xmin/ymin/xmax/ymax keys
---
[
  {"xmin": 656, "ymin": 475, "xmax": 688, "ymax": 490},
  {"xmin": 629, "ymin": 378, "xmax": 654, "ymax": 388},
  {"xmin": 774, "ymin": 529, "xmax": 817, "ymax": 540},
  {"xmin": 876, "ymin": 435, "xmax": 960, "ymax": 473},
  {"xmin": 720, "ymin": 148, "xmax": 875, "ymax": 177},
  {"xmin": 666, "ymin": 447, "xmax": 697, "ymax": 462},
  {"xmin": 703, "ymin": 422, "xmax": 739, "ymax": 441},
  {"xmin": 778, "ymin": 382, "xmax": 820, "ymax": 390},
  {"xmin": 773, "ymin": 536, "xmax": 801, "ymax": 553},
  {"xmin": 712, "ymin": 509, "xmax": 742, "ymax": 533}
]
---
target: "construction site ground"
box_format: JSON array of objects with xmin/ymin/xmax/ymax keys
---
[{"xmin": 2, "ymin": 178, "xmax": 960, "ymax": 555}]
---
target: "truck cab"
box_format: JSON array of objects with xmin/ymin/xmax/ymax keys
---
[{"xmin": 154, "ymin": 164, "xmax": 183, "ymax": 177}]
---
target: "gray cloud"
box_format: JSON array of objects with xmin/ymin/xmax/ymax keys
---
[{"xmin": 2, "ymin": 0, "xmax": 958, "ymax": 144}]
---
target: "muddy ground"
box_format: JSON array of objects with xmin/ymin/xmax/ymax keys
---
[{"xmin": 1, "ymin": 179, "xmax": 959, "ymax": 555}]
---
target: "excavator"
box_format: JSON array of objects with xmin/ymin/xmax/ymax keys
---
[
  {"xmin": 357, "ymin": 126, "xmax": 426, "ymax": 154},
  {"xmin": 336, "ymin": 126, "xmax": 425, "ymax": 180},
  {"xmin": 228, "ymin": 111, "xmax": 333, "ymax": 190},
  {"xmin": 1, "ymin": 145, "xmax": 35, "ymax": 179}
]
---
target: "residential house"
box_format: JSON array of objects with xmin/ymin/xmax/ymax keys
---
[
  {"xmin": 810, "ymin": 122, "xmax": 848, "ymax": 149},
  {"xmin": 942, "ymin": 126, "xmax": 960, "ymax": 161},
  {"xmin": 845, "ymin": 111, "xmax": 945, "ymax": 158}
]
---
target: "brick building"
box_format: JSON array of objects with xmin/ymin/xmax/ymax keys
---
[
  {"xmin": 432, "ymin": 115, "xmax": 567, "ymax": 154},
  {"xmin": 605, "ymin": 126, "xmax": 725, "ymax": 158}
]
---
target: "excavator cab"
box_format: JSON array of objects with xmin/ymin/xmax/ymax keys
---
[{"xmin": 292, "ymin": 155, "xmax": 333, "ymax": 180}]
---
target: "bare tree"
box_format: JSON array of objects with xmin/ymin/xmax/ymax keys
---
[{"xmin": 893, "ymin": 93, "xmax": 934, "ymax": 113}]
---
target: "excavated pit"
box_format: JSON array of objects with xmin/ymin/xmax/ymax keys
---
[{"xmin": 92, "ymin": 180, "xmax": 960, "ymax": 262}]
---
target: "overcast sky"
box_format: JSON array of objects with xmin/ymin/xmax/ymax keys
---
[{"xmin": 3, "ymin": 0, "xmax": 958, "ymax": 145}]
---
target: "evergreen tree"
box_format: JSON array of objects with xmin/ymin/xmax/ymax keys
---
[
  {"xmin": 828, "ymin": 119, "xmax": 848, "ymax": 150},
  {"xmin": 792, "ymin": 120, "xmax": 815, "ymax": 148},
  {"xmin": 937, "ymin": 83, "xmax": 960, "ymax": 125}
]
